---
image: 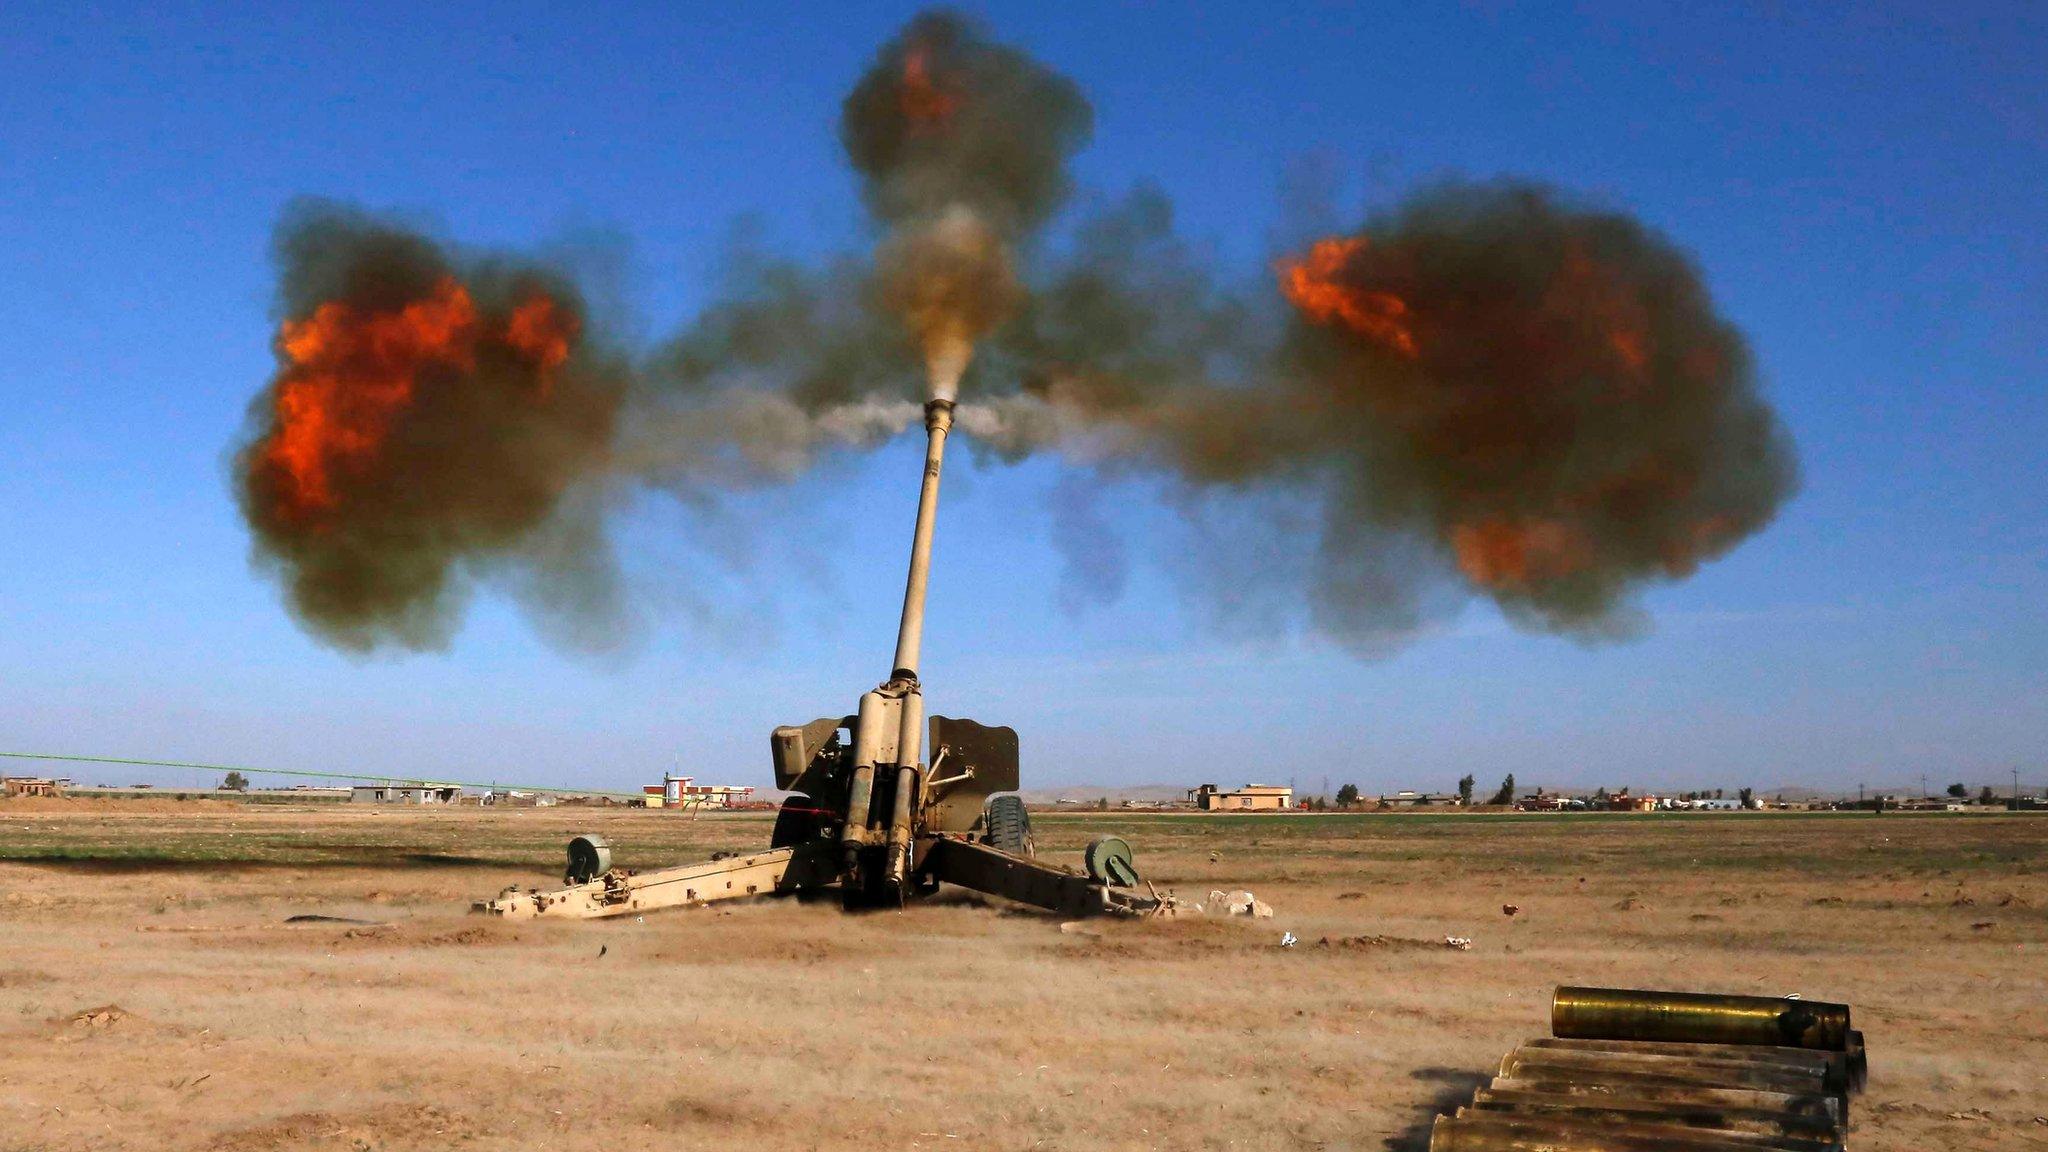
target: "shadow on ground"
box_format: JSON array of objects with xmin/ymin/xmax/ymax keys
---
[{"xmin": 1383, "ymin": 1066, "xmax": 1487, "ymax": 1152}]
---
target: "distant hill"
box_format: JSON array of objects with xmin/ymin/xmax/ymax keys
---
[{"xmin": 1016, "ymin": 783, "xmax": 1194, "ymax": 806}]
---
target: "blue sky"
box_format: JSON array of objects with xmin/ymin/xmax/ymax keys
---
[{"xmin": 1, "ymin": 4, "xmax": 2042, "ymax": 797}]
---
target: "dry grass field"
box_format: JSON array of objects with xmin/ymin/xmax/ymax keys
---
[{"xmin": 1, "ymin": 800, "xmax": 2043, "ymax": 1151}]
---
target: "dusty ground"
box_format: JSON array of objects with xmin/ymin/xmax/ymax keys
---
[{"xmin": 0, "ymin": 801, "xmax": 2042, "ymax": 1151}]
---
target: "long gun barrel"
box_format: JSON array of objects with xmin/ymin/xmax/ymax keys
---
[
  {"xmin": 481, "ymin": 386, "xmax": 1169, "ymax": 919},
  {"xmin": 890, "ymin": 398, "xmax": 954, "ymax": 683}
]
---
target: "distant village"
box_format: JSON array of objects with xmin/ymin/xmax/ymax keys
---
[
  {"xmin": 4, "ymin": 771, "xmax": 2041, "ymax": 813},
  {"xmin": 1045, "ymin": 778, "xmax": 2047, "ymax": 813},
  {"xmin": 0, "ymin": 772, "xmax": 760, "ymax": 809}
]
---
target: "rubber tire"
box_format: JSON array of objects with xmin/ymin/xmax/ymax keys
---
[
  {"xmin": 771, "ymin": 797, "xmax": 822, "ymax": 848},
  {"xmin": 984, "ymin": 794, "xmax": 1033, "ymax": 857},
  {"xmin": 565, "ymin": 834, "xmax": 612, "ymax": 884}
]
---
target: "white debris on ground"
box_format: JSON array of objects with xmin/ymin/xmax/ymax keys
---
[
  {"xmin": 1444, "ymin": 935, "xmax": 1474, "ymax": 950},
  {"xmin": 1207, "ymin": 889, "xmax": 1275, "ymax": 918},
  {"xmin": 1280, "ymin": 931, "xmax": 1297, "ymax": 947}
]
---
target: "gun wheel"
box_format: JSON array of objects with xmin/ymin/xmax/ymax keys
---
[
  {"xmin": 983, "ymin": 794, "xmax": 1033, "ymax": 857},
  {"xmin": 1084, "ymin": 836, "xmax": 1140, "ymax": 887},
  {"xmin": 565, "ymin": 834, "xmax": 612, "ymax": 885}
]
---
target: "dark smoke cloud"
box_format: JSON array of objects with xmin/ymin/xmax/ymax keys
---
[
  {"xmin": 234, "ymin": 12, "xmax": 1797, "ymax": 659},
  {"xmin": 840, "ymin": 9, "xmax": 1091, "ymax": 232},
  {"xmin": 234, "ymin": 202, "xmax": 630, "ymax": 652},
  {"xmin": 632, "ymin": 241, "xmax": 925, "ymax": 486},
  {"xmin": 650, "ymin": 243, "xmax": 913, "ymax": 412},
  {"xmin": 970, "ymin": 181, "xmax": 1799, "ymax": 645},
  {"xmin": 840, "ymin": 9, "xmax": 1092, "ymax": 396},
  {"xmin": 1282, "ymin": 181, "xmax": 1798, "ymax": 635},
  {"xmin": 234, "ymin": 209, "xmax": 940, "ymax": 655}
]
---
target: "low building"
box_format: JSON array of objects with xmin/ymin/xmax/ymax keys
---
[
  {"xmin": 1190, "ymin": 783, "xmax": 1294, "ymax": 811},
  {"xmin": 649, "ymin": 775, "xmax": 756, "ymax": 810},
  {"xmin": 349, "ymin": 785, "xmax": 459, "ymax": 804},
  {"xmin": 2, "ymin": 776, "xmax": 67, "ymax": 798}
]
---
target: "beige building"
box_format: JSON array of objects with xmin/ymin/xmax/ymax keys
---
[
  {"xmin": 2, "ymin": 777, "xmax": 66, "ymax": 798},
  {"xmin": 1190, "ymin": 783, "xmax": 1294, "ymax": 811},
  {"xmin": 645, "ymin": 775, "xmax": 757, "ymax": 809},
  {"xmin": 349, "ymin": 785, "xmax": 459, "ymax": 804}
]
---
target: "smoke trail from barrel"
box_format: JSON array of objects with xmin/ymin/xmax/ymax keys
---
[{"xmin": 840, "ymin": 10, "xmax": 1090, "ymax": 398}]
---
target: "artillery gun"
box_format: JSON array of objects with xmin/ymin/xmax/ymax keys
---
[{"xmin": 479, "ymin": 397, "xmax": 1167, "ymax": 920}]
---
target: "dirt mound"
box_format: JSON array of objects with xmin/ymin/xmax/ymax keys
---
[
  {"xmin": 51, "ymin": 1003, "xmax": 165, "ymax": 1041},
  {"xmin": 325, "ymin": 922, "xmax": 517, "ymax": 948},
  {"xmin": 419, "ymin": 925, "xmax": 502, "ymax": 947},
  {"xmin": 68, "ymin": 1003, "xmax": 136, "ymax": 1028},
  {"xmin": 1314, "ymin": 934, "xmax": 1467, "ymax": 953}
]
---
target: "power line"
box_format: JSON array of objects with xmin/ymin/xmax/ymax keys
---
[{"xmin": 0, "ymin": 750, "xmax": 644, "ymax": 800}]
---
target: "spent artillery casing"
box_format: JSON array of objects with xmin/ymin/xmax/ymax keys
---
[
  {"xmin": 1499, "ymin": 1049, "xmax": 1836, "ymax": 1102},
  {"xmin": 1497, "ymin": 1071, "xmax": 1846, "ymax": 1132},
  {"xmin": 1523, "ymin": 1037, "xmax": 1848, "ymax": 1095},
  {"xmin": 1553, "ymin": 987, "xmax": 1851, "ymax": 1051},
  {"xmin": 1471, "ymin": 1088, "xmax": 1841, "ymax": 1142},
  {"xmin": 1486, "ymin": 1077, "xmax": 1839, "ymax": 1124},
  {"xmin": 1841, "ymin": 1029, "xmax": 1867, "ymax": 1091},
  {"xmin": 1430, "ymin": 1112, "xmax": 1813, "ymax": 1152}
]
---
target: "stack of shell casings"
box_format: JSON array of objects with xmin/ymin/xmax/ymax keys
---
[{"xmin": 1428, "ymin": 987, "xmax": 1866, "ymax": 1151}]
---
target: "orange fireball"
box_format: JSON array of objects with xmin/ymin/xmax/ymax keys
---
[
  {"xmin": 900, "ymin": 44, "xmax": 959, "ymax": 130},
  {"xmin": 264, "ymin": 277, "xmax": 477, "ymax": 519},
  {"xmin": 1450, "ymin": 518, "xmax": 1593, "ymax": 589},
  {"xmin": 258, "ymin": 279, "xmax": 577, "ymax": 523},
  {"xmin": 1279, "ymin": 237, "xmax": 1418, "ymax": 359}
]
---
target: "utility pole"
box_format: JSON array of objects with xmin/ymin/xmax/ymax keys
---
[
  {"xmin": 1919, "ymin": 773, "xmax": 1928, "ymax": 800},
  {"xmin": 2016, "ymin": 766, "xmax": 2023, "ymax": 801}
]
